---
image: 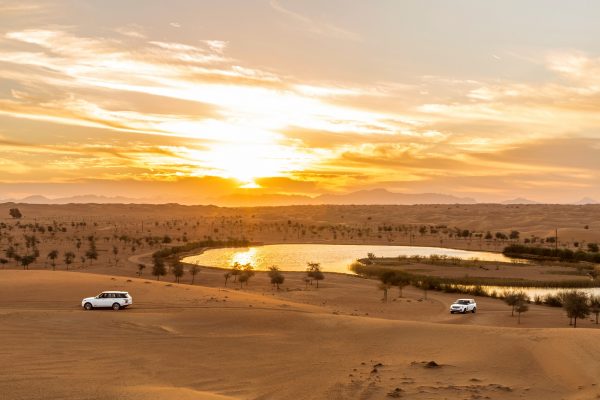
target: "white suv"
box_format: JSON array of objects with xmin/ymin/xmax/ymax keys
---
[
  {"xmin": 450, "ymin": 298, "xmax": 476, "ymax": 314},
  {"xmin": 82, "ymin": 291, "xmax": 132, "ymax": 311}
]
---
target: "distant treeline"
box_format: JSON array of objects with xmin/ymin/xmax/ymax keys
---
[
  {"xmin": 152, "ymin": 238, "xmax": 249, "ymax": 261},
  {"xmin": 503, "ymin": 244, "xmax": 600, "ymax": 263}
]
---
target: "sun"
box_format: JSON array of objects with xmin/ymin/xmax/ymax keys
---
[{"xmin": 194, "ymin": 141, "xmax": 313, "ymax": 187}]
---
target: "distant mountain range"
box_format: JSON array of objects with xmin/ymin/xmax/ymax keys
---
[
  {"xmin": 312, "ymin": 189, "xmax": 477, "ymax": 205},
  {"xmin": 501, "ymin": 197, "xmax": 540, "ymax": 205},
  {"xmin": 1, "ymin": 190, "xmax": 598, "ymax": 206},
  {"xmin": 574, "ymin": 197, "xmax": 599, "ymax": 205},
  {"xmin": 1, "ymin": 194, "xmax": 154, "ymax": 204}
]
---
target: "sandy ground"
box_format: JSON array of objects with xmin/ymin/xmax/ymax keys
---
[
  {"xmin": 1, "ymin": 203, "xmax": 600, "ymax": 399},
  {"xmin": 2, "ymin": 269, "xmax": 600, "ymax": 400}
]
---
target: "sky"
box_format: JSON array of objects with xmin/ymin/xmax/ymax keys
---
[{"xmin": 0, "ymin": 0, "xmax": 599, "ymax": 204}]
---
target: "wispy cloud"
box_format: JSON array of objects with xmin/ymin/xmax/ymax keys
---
[{"xmin": 269, "ymin": 0, "xmax": 362, "ymax": 42}]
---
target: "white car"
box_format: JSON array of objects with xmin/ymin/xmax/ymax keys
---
[
  {"xmin": 82, "ymin": 291, "xmax": 132, "ymax": 311},
  {"xmin": 450, "ymin": 298, "xmax": 477, "ymax": 314}
]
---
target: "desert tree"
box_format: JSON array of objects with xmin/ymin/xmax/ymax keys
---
[
  {"xmin": 85, "ymin": 239, "xmax": 98, "ymax": 266},
  {"xmin": 306, "ymin": 262, "xmax": 325, "ymax": 288},
  {"xmin": 238, "ymin": 264, "xmax": 255, "ymax": 288},
  {"xmin": 152, "ymin": 257, "xmax": 167, "ymax": 281},
  {"xmin": 514, "ymin": 300, "xmax": 529, "ymax": 324},
  {"xmin": 223, "ymin": 271, "xmax": 231, "ymax": 287},
  {"xmin": 230, "ymin": 262, "xmax": 242, "ymax": 282},
  {"xmin": 137, "ymin": 263, "xmax": 146, "ymax": 276},
  {"xmin": 47, "ymin": 250, "xmax": 59, "ymax": 271},
  {"xmin": 112, "ymin": 245, "xmax": 119, "ymax": 266},
  {"xmin": 190, "ymin": 265, "xmax": 199, "ymax": 284},
  {"xmin": 589, "ymin": 295, "xmax": 600, "ymax": 325},
  {"xmin": 503, "ymin": 291, "xmax": 527, "ymax": 316},
  {"xmin": 268, "ymin": 266, "xmax": 285, "ymax": 290},
  {"xmin": 0, "ymin": 258, "xmax": 7, "ymax": 269},
  {"xmin": 9, "ymin": 208, "xmax": 22, "ymax": 219},
  {"xmin": 393, "ymin": 275, "xmax": 410, "ymax": 298},
  {"xmin": 64, "ymin": 251, "xmax": 75, "ymax": 270},
  {"xmin": 562, "ymin": 291, "xmax": 590, "ymax": 328},
  {"xmin": 171, "ymin": 260, "xmax": 184, "ymax": 283},
  {"xmin": 419, "ymin": 277, "xmax": 435, "ymax": 300},
  {"xmin": 19, "ymin": 254, "xmax": 36, "ymax": 270},
  {"xmin": 378, "ymin": 271, "xmax": 395, "ymax": 302}
]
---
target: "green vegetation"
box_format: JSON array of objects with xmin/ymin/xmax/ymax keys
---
[
  {"xmin": 189, "ymin": 265, "xmax": 200, "ymax": 284},
  {"xmin": 306, "ymin": 262, "xmax": 325, "ymax": 288},
  {"xmin": 503, "ymin": 291, "xmax": 527, "ymax": 316},
  {"xmin": 562, "ymin": 291, "xmax": 590, "ymax": 328},
  {"xmin": 350, "ymin": 261, "xmax": 599, "ymax": 290},
  {"xmin": 9, "ymin": 208, "xmax": 22, "ymax": 219},
  {"xmin": 514, "ymin": 300, "xmax": 528, "ymax": 324},
  {"xmin": 503, "ymin": 244, "xmax": 600, "ymax": 263},
  {"xmin": 268, "ymin": 266, "xmax": 285, "ymax": 290}
]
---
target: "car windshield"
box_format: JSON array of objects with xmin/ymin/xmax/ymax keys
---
[{"xmin": 457, "ymin": 300, "xmax": 470, "ymax": 305}]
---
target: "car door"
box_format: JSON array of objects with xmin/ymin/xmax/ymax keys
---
[{"xmin": 95, "ymin": 293, "xmax": 110, "ymax": 307}]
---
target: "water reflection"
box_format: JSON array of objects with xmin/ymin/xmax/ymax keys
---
[{"xmin": 182, "ymin": 243, "xmax": 518, "ymax": 274}]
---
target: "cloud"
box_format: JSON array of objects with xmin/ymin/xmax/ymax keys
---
[
  {"xmin": 269, "ymin": 0, "xmax": 362, "ymax": 42},
  {"xmin": 1, "ymin": 22, "xmax": 600, "ymax": 201}
]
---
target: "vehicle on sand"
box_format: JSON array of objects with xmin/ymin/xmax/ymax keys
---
[
  {"xmin": 450, "ymin": 298, "xmax": 476, "ymax": 314},
  {"xmin": 82, "ymin": 291, "xmax": 132, "ymax": 310}
]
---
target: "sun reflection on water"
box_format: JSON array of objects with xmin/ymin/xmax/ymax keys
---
[{"xmin": 230, "ymin": 248, "xmax": 257, "ymax": 267}]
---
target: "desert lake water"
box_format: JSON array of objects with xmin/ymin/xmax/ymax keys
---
[{"xmin": 182, "ymin": 243, "xmax": 517, "ymax": 274}]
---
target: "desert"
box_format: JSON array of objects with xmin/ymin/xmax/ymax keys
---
[
  {"xmin": 3, "ymin": 1, "xmax": 600, "ymax": 398},
  {"xmin": 1, "ymin": 203, "xmax": 600, "ymax": 399}
]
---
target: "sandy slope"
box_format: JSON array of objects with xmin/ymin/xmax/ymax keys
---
[{"xmin": 2, "ymin": 270, "xmax": 600, "ymax": 400}]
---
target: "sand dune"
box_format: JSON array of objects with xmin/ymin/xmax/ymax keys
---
[{"xmin": 1, "ymin": 270, "xmax": 600, "ymax": 399}]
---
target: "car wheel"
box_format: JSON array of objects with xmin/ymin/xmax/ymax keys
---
[
  {"xmin": 472, "ymin": 308, "xmax": 477, "ymax": 313},
  {"xmin": 112, "ymin": 303, "xmax": 121, "ymax": 311},
  {"xmin": 84, "ymin": 302, "xmax": 93, "ymax": 310},
  {"xmin": 450, "ymin": 311, "xmax": 454, "ymax": 314},
  {"xmin": 462, "ymin": 309, "xmax": 467, "ymax": 314}
]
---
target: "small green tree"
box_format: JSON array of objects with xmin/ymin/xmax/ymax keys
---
[
  {"xmin": 378, "ymin": 271, "xmax": 395, "ymax": 302},
  {"xmin": 238, "ymin": 272, "xmax": 250, "ymax": 288},
  {"xmin": 171, "ymin": 260, "xmax": 184, "ymax": 283},
  {"xmin": 224, "ymin": 272, "xmax": 231, "ymax": 286},
  {"xmin": 503, "ymin": 291, "xmax": 527, "ymax": 316},
  {"xmin": 514, "ymin": 300, "xmax": 528, "ymax": 324},
  {"xmin": 238, "ymin": 264, "xmax": 255, "ymax": 288},
  {"xmin": 137, "ymin": 263, "xmax": 146, "ymax": 276},
  {"xmin": 63, "ymin": 251, "xmax": 75, "ymax": 270},
  {"xmin": 306, "ymin": 262, "xmax": 324, "ymax": 288},
  {"xmin": 85, "ymin": 240, "xmax": 98, "ymax": 266},
  {"xmin": 190, "ymin": 265, "xmax": 199, "ymax": 284},
  {"xmin": 19, "ymin": 254, "xmax": 36, "ymax": 270},
  {"xmin": 562, "ymin": 291, "xmax": 590, "ymax": 328},
  {"xmin": 112, "ymin": 245, "xmax": 119, "ymax": 266},
  {"xmin": 152, "ymin": 257, "xmax": 167, "ymax": 281},
  {"xmin": 268, "ymin": 266, "xmax": 285, "ymax": 290},
  {"xmin": 9, "ymin": 208, "xmax": 22, "ymax": 219},
  {"xmin": 231, "ymin": 262, "xmax": 242, "ymax": 282},
  {"xmin": 47, "ymin": 250, "xmax": 59, "ymax": 270}
]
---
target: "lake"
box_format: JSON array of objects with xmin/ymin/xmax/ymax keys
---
[{"xmin": 181, "ymin": 243, "xmax": 518, "ymax": 274}]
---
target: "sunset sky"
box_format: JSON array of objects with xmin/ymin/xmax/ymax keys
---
[{"xmin": 1, "ymin": 0, "xmax": 599, "ymax": 204}]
